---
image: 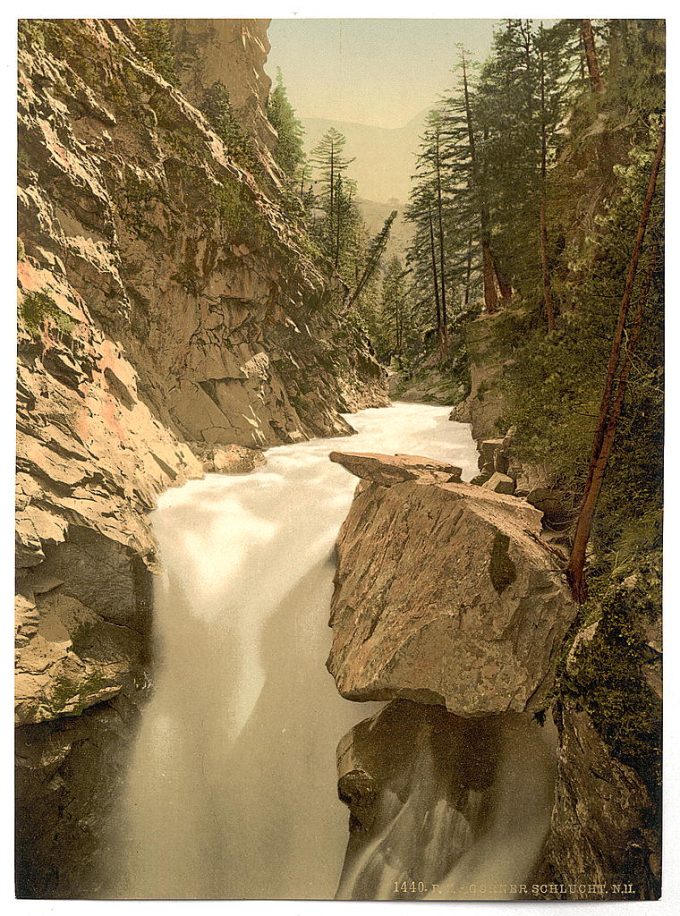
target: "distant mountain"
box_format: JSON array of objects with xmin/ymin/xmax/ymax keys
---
[{"xmin": 301, "ymin": 110, "xmax": 427, "ymax": 204}]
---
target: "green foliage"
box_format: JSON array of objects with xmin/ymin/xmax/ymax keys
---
[
  {"xmin": 200, "ymin": 82, "xmax": 256, "ymax": 169},
  {"xmin": 19, "ymin": 19, "xmax": 67, "ymax": 57},
  {"xmin": 308, "ymin": 127, "xmax": 358, "ymax": 271},
  {"xmin": 498, "ymin": 118, "xmax": 664, "ymax": 518},
  {"xmin": 267, "ymin": 69, "xmax": 306, "ymax": 178},
  {"xmin": 20, "ymin": 290, "xmax": 76, "ymax": 338},
  {"xmin": 563, "ymin": 555, "xmax": 662, "ymax": 798},
  {"xmin": 51, "ymin": 671, "xmax": 114, "ymax": 716},
  {"xmin": 135, "ymin": 19, "xmax": 177, "ymax": 85}
]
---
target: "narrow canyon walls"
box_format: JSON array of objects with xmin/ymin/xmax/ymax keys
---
[{"xmin": 16, "ymin": 18, "xmax": 386, "ymax": 896}]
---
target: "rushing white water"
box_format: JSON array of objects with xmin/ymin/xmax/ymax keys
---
[
  {"xmin": 112, "ymin": 402, "xmax": 479, "ymax": 899},
  {"xmin": 337, "ymin": 713, "xmax": 558, "ymax": 902}
]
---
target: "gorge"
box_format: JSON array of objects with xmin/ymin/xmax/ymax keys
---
[
  {"xmin": 15, "ymin": 16, "xmax": 663, "ymax": 903},
  {"xmin": 110, "ymin": 403, "xmax": 479, "ymax": 899}
]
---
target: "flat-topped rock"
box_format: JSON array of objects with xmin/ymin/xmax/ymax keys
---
[
  {"xmin": 327, "ymin": 472, "xmax": 575, "ymax": 717},
  {"xmin": 483, "ymin": 471, "xmax": 516, "ymax": 495},
  {"xmin": 329, "ymin": 451, "xmax": 463, "ymax": 486}
]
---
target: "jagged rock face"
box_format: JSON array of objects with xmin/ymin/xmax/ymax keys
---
[
  {"xmin": 169, "ymin": 20, "xmax": 277, "ymax": 153},
  {"xmin": 545, "ymin": 701, "xmax": 660, "ymax": 901},
  {"xmin": 327, "ymin": 453, "xmax": 575, "ymax": 716},
  {"xmin": 16, "ymin": 18, "xmax": 386, "ymax": 897},
  {"xmin": 16, "ymin": 693, "xmax": 142, "ymax": 899},
  {"xmin": 17, "ymin": 14, "xmax": 385, "ymax": 720},
  {"xmin": 18, "ymin": 19, "xmax": 385, "ymax": 456},
  {"xmin": 458, "ymin": 314, "xmax": 507, "ymax": 442},
  {"xmin": 545, "ymin": 572, "xmax": 662, "ymax": 900}
]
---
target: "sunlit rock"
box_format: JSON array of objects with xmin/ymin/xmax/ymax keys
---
[
  {"xmin": 483, "ymin": 471, "xmax": 516, "ymax": 495},
  {"xmin": 327, "ymin": 454, "xmax": 576, "ymax": 716},
  {"xmin": 330, "ymin": 451, "xmax": 462, "ymax": 486}
]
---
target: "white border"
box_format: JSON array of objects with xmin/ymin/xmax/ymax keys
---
[{"xmin": 2, "ymin": 4, "xmax": 678, "ymax": 914}]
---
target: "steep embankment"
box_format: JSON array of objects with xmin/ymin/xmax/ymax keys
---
[
  {"xmin": 457, "ymin": 313, "xmax": 661, "ymax": 898},
  {"xmin": 16, "ymin": 18, "xmax": 386, "ymax": 897},
  {"xmin": 328, "ymin": 438, "xmax": 660, "ymax": 899}
]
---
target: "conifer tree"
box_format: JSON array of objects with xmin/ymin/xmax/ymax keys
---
[
  {"xmin": 267, "ymin": 69, "xmax": 306, "ymax": 179},
  {"xmin": 309, "ymin": 128, "xmax": 356, "ymax": 266}
]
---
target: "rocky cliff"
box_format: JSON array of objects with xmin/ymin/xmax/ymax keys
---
[
  {"xmin": 16, "ymin": 18, "xmax": 386, "ymax": 897},
  {"xmin": 446, "ymin": 310, "xmax": 661, "ymax": 898},
  {"xmin": 328, "ymin": 451, "xmax": 660, "ymax": 900}
]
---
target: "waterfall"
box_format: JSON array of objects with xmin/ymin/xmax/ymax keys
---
[
  {"xmin": 337, "ymin": 713, "xmax": 557, "ymax": 902},
  {"xmin": 109, "ymin": 402, "xmax": 480, "ymax": 899}
]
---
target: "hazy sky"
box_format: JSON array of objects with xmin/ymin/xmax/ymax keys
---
[{"xmin": 266, "ymin": 19, "xmax": 500, "ymax": 130}]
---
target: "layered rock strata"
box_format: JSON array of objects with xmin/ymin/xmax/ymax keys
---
[{"xmin": 16, "ymin": 17, "xmax": 386, "ymax": 897}]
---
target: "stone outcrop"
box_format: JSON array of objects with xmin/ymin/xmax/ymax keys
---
[
  {"xmin": 168, "ymin": 20, "xmax": 277, "ymax": 153},
  {"xmin": 483, "ymin": 471, "xmax": 516, "ymax": 495},
  {"xmin": 327, "ymin": 452, "xmax": 575, "ymax": 716},
  {"xmin": 544, "ymin": 567, "xmax": 662, "ymax": 900},
  {"xmin": 545, "ymin": 701, "xmax": 660, "ymax": 900},
  {"xmin": 193, "ymin": 442, "xmax": 266, "ymax": 474},
  {"xmin": 329, "ymin": 451, "xmax": 462, "ymax": 486},
  {"xmin": 451, "ymin": 313, "xmax": 507, "ymax": 442},
  {"xmin": 16, "ymin": 17, "xmax": 386, "ymax": 897}
]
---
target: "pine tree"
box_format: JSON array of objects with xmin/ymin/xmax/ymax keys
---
[
  {"xmin": 309, "ymin": 128, "xmax": 356, "ymax": 266},
  {"xmin": 200, "ymin": 82, "xmax": 253, "ymax": 166},
  {"xmin": 267, "ymin": 69, "xmax": 306, "ymax": 179}
]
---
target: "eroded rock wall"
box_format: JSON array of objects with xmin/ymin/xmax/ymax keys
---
[{"xmin": 16, "ymin": 17, "xmax": 386, "ymax": 897}]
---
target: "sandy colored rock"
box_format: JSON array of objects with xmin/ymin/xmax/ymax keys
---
[
  {"xmin": 330, "ymin": 451, "xmax": 462, "ymax": 486},
  {"xmin": 327, "ymin": 456, "xmax": 575, "ymax": 716},
  {"xmin": 16, "ymin": 17, "xmax": 387, "ymax": 722},
  {"xmin": 483, "ymin": 471, "xmax": 516, "ymax": 495},
  {"xmin": 197, "ymin": 443, "xmax": 266, "ymax": 474}
]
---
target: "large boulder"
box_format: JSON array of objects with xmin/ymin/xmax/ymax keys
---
[{"xmin": 327, "ymin": 453, "xmax": 575, "ymax": 716}]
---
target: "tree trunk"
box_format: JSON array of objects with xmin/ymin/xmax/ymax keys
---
[
  {"xmin": 428, "ymin": 206, "xmax": 442, "ymax": 336},
  {"xmin": 492, "ymin": 251, "xmax": 512, "ymax": 302},
  {"xmin": 580, "ymin": 19, "xmax": 604, "ymax": 93},
  {"xmin": 464, "ymin": 234, "xmax": 473, "ymax": 306},
  {"xmin": 540, "ymin": 196, "xmax": 556, "ymax": 331},
  {"xmin": 566, "ymin": 287, "xmax": 647, "ymax": 603},
  {"xmin": 566, "ymin": 123, "xmax": 664, "ymax": 602},
  {"xmin": 539, "ymin": 39, "xmax": 555, "ymax": 332},
  {"xmin": 334, "ymin": 178, "xmax": 342, "ymax": 269},
  {"xmin": 329, "ymin": 142, "xmax": 334, "ymax": 220},
  {"xmin": 462, "ymin": 56, "xmax": 497, "ymax": 314},
  {"xmin": 585, "ymin": 121, "xmax": 664, "ymax": 476},
  {"xmin": 434, "ymin": 130, "xmax": 448, "ymax": 347},
  {"xmin": 482, "ymin": 239, "xmax": 498, "ymax": 314}
]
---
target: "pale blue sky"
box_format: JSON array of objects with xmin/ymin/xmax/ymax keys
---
[{"xmin": 266, "ymin": 19, "xmax": 500, "ymax": 129}]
